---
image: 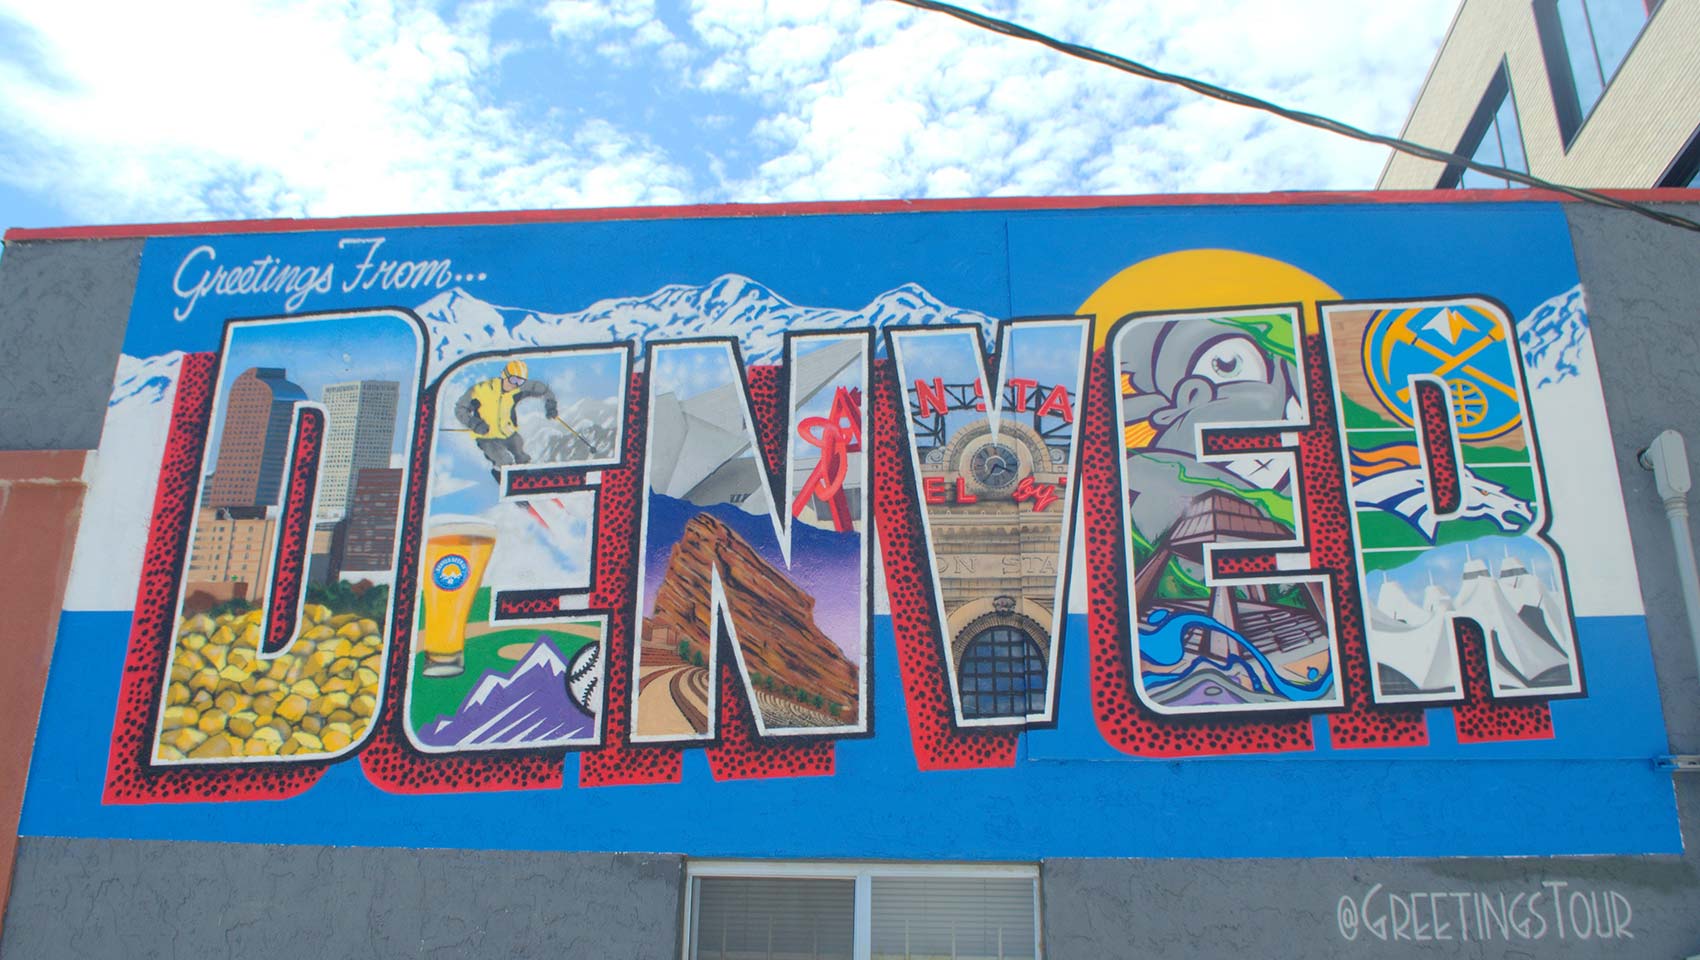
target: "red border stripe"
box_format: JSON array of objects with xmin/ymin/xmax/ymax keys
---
[{"xmin": 9, "ymin": 188, "xmax": 1700, "ymax": 242}]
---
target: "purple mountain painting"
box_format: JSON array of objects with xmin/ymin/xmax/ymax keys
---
[{"xmin": 418, "ymin": 641, "xmax": 596, "ymax": 748}]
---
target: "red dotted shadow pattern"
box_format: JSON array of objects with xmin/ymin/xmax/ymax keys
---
[
  {"xmin": 578, "ymin": 370, "xmax": 684, "ymax": 786},
  {"xmin": 360, "ymin": 393, "xmax": 565, "ymax": 794},
  {"xmin": 262, "ymin": 407, "xmax": 324, "ymax": 655},
  {"xmin": 105, "ymin": 353, "xmax": 329, "ymax": 803},
  {"xmin": 1451, "ymin": 620, "xmax": 1555, "ymax": 742},
  {"xmin": 1415, "ymin": 379, "xmax": 1462, "ymax": 515},
  {"xmin": 1297, "ymin": 335, "xmax": 1428, "ymax": 749},
  {"xmin": 871, "ymin": 359, "xmax": 1018, "ymax": 770},
  {"xmin": 507, "ymin": 470, "xmax": 589, "ymax": 494},
  {"xmin": 1215, "ymin": 553, "xmax": 1278, "ymax": 576},
  {"xmin": 496, "ymin": 592, "xmax": 571, "ymax": 618}
]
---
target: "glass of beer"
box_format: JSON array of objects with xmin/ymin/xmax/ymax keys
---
[{"xmin": 420, "ymin": 519, "xmax": 497, "ymax": 677}]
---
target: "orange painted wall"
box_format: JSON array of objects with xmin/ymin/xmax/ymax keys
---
[{"xmin": 0, "ymin": 451, "xmax": 85, "ymax": 935}]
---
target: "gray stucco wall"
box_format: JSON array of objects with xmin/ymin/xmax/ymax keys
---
[
  {"xmin": 0, "ymin": 238, "xmax": 139, "ymax": 451},
  {"xmin": 0, "ymin": 838, "xmax": 683, "ymax": 960}
]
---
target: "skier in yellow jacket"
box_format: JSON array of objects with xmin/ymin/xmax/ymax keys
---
[{"xmin": 454, "ymin": 359, "xmax": 559, "ymax": 479}]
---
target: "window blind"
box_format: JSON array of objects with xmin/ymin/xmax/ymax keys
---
[
  {"xmin": 870, "ymin": 876, "xmax": 1038, "ymax": 960},
  {"xmin": 691, "ymin": 876, "xmax": 855, "ymax": 960}
]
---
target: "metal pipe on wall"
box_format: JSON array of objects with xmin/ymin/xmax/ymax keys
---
[{"xmin": 1639, "ymin": 429, "xmax": 1700, "ymax": 698}]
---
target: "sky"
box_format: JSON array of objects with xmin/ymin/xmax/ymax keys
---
[{"xmin": 0, "ymin": 0, "xmax": 1458, "ymax": 231}]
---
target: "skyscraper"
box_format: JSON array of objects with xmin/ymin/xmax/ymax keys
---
[
  {"xmin": 341, "ymin": 467, "xmax": 404, "ymax": 573},
  {"xmin": 318, "ymin": 380, "xmax": 400, "ymax": 521},
  {"xmin": 203, "ymin": 367, "xmax": 306, "ymax": 509}
]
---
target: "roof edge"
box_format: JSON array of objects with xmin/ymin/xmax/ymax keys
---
[{"xmin": 7, "ymin": 187, "xmax": 1700, "ymax": 243}]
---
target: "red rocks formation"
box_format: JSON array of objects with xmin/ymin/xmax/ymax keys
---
[{"xmin": 643, "ymin": 514, "xmax": 859, "ymax": 724}]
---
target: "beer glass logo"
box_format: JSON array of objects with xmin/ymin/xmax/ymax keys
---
[{"xmin": 432, "ymin": 554, "xmax": 471, "ymax": 591}]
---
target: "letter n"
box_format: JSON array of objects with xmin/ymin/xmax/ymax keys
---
[{"xmin": 630, "ymin": 334, "xmax": 873, "ymax": 778}]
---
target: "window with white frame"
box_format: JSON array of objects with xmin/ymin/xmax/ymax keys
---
[{"xmin": 685, "ymin": 861, "xmax": 1042, "ymax": 960}]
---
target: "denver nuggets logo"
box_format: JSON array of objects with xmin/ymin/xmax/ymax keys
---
[
  {"xmin": 432, "ymin": 554, "xmax": 470, "ymax": 591},
  {"xmin": 1361, "ymin": 304, "xmax": 1523, "ymax": 441}
]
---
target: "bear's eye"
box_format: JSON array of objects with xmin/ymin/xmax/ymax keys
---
[{"xmin": 1190, "ymin": 335, "xmax": 1269, "ymax": 386}]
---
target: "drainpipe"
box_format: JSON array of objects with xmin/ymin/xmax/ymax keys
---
[
  {"xmin": 1639, "ymin": 429, "xmax": 1700, "ymax": 773},
  {"xmin": 1639, "ymin": 430, "xmax": 1700, "ymax": 673}
]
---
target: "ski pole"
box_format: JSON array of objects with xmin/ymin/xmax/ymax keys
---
[{"xmin": 553, "ymin": 416, "xmax": 603, "ymax": 456}]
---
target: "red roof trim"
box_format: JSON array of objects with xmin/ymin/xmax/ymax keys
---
[{"xmin": 7, "ymin": 188, "xmax": 1699, "ymax": 242}]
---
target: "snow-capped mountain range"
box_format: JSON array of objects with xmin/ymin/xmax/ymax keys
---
[{"xmin": 416, "ymin": 273, "xmax": 998, "ymax": 372}]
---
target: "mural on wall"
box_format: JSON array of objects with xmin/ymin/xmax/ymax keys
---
[
  {"xmin": 405, "ymin": 346, "xmax": 625, "ymax": 753},
  {"xmin": 153, "ymin": 312, "xmax": 422, "ymax": 764},
  {"xmin": 31, "ymin": 202, "xmax": 1678, "ymax": 859},
  {"xmin": 632, "ymin": 335, "xmax": 870, "ymax": 741}
]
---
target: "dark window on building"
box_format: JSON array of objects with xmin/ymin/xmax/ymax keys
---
[
  {"xmin": 1438, "ymin": 65, "xmax": 1528, "ymax": 189},
  {"xmin": 871, "ymin": 876, "xmax": 1041, "ymax": 960},
  {"xmin": 1659, "ymin": 124, "xmax": 1700, "ymax": 187},
  {"xmin": 687, "ymin": 864, "xmax": 1041, "ymax": 960},
  {"xmin": 690, "ymin": 876, "xmax": 854, "ymax": 960},
  {"xmin": 959, "ymin": 626, "xmax": 1046, "ymax": 718},
  {"xmin": 1534, "ymin": 0, "xmax": 1657, "ymax": 144}
]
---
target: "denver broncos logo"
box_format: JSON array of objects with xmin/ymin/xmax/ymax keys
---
[
  {"xmin": 1349, "ymin": 442, "xmax": 1533, "ymax": 541},
  {"xmin": 1348, "ymin": 442, "xmax": 1422, "ymax": 481}
]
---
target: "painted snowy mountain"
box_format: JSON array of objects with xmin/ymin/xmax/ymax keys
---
[
  {"xmin": 1517, "ymin": 284, "xmax": 1587, "ymax": 388},
  {"xmin": 518, "ymin": 395, "xmax": 620, "ymax": 463},
  {"xmin": 415, "ymin": 273, "xmax": 997, "ymax": 372},
  {"xmin": 417, "ymin": 641, "xmax": 596, "ymax": 748},
  {"xmin": 62, "ymin": 351, "xmax": 186, "ymax": 611}
]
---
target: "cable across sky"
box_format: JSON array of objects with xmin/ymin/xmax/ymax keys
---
[{"xmin": 892, "ymin": 0, "xmax": 1700, "ymax": 234}]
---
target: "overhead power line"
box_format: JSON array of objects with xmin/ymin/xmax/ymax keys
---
[{"xmin": 891, "ymin": 0, "xmax": 1700, "ymax": 234}]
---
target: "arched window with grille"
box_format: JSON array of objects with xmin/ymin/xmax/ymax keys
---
[{"xmin": 959, "ymin": 626, "xmax": 1047, "ymax": 719}]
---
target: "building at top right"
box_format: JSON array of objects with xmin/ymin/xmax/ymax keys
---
[{"xmin": 1378, "ymin": 0, "xmax": 1700, "ymax": 189}]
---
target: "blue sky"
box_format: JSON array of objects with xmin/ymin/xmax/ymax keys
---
[{"xmin": 0, "ymin": 1, "xmax": 1457, "ymax": 231}]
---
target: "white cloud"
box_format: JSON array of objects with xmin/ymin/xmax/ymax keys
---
[
  {"xmin": 686, "ymin": 0, "xmax": 1455, "ymax": 200},
  {"xmin": 0, "ymin": 0, "xmax": 693, "ymax": 223},
  {"xmin": 432, "ymin": 463, "xmax": 479, "ymax": 500},
  {"xmin": 541, "ymin": 0, "xmax": 692, "ymax": 68},
  {"xmin": 0, "ymin": 0, "xmax": 1456, "ymax": 224}
]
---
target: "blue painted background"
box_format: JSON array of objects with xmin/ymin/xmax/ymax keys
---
[{"xmin": 22, "ymin": 612, "xmax": 1678, "ymax": 857}]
